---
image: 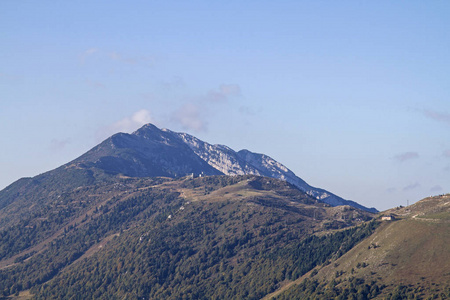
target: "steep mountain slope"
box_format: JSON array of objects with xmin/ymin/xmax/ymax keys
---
[
  {"xmin": 172, "ymin": 127, "xmax": 377, "ymax": 212},
  {"xmin": 0, "ymin": 123, "xmax": 376, "ymax": 214},
  {"xmin": 72, "ymin": 124, "xmax": 222, "ymax": 178},
  {"xmin": 271, "ymin": 194, "xmax": 450, "ymax": 299},
  {"xmin": 0, "ymin": 175, "xmax": 375, "ymax": 299},
  {"xmin": 69, "ymin": 123, "xmax": 376, "ymax": 212}
]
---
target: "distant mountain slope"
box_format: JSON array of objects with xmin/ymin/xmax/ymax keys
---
[
  {"xmin": 270, "ymin": 194, "xmax": 450, "ymax": 299},
  {"xmin": 72, "ymin": 123, "xmax": 376, "ymax": 212}
]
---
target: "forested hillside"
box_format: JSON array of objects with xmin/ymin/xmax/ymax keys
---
[{"xmin": 0, "ymin": 175, "xmax": 375, "ymax": 299}]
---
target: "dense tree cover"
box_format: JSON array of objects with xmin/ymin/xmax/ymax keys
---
[
  {"xmin": 275, "ymin": 277, "xmax": 383, "ymax": 300},
  {"xmin": 0, "ymin": 197, "xmax": 83, "ymax": 260},
  {"xmin": 30, "ymin": 199, "xmax": 378, "ymax": 299},
  {"xmin": 0, "ymin": 167, "xmax": 98, "ymax": 230},
  {"xmin": 0, "ymin": 166, "xmax": 155, "ymax": 229},
  {"xmin": 276, "ymin": 278, "xmax": 450, "ymax": 300},
  {"xmin": 0, "ymin": 175, "xmax": 376, "ymax": 298},
  {"xmin": 0, "ymin": 174, "xmax": 169, "ymax": 260},
  {"xmin": 0, "ymin": 188, "xmax": 180, "ymax": 297}
]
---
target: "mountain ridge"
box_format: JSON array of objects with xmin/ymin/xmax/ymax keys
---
[{"xmin": 72, "ymin": 123, "xmax": 377, "ymax": 212}]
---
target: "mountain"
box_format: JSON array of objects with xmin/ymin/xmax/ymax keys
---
[
  {"xmin": 0, "ymin": 120, "xmax": 447, "ymax": 299},
  {"xmin": 70, "ymin": 123, "xmax": 377, "ymax": 213},
  {"xmin": 71, "ymin": 124, "xmax": 222, "ymax": 178},
  {"xmin": 267, "ymin": 194, "xmax": 450, "ymax": 299},
  {"xmin": 0, "ymin": 123, "xmax": 375, "ymax": 232},
  {"xmin": 0, "ymin": 175, "xmax": 376, "ymax": 299}
]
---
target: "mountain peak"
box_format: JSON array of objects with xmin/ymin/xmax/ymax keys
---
[
  {"xmin": 71, "ymin": 123, "xmax": 377, "ymax": 212},
  {"xmin": 132, "ymin": 123, "xmax": 162, "ymax": 137}
]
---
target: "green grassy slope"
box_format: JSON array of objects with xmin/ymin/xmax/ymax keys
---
[{"xmin": 273, "ymin": 194, "xmax": 450, "ymax": 299}]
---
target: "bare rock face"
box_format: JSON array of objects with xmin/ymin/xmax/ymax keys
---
[
  {"xmin": 71, "ymin": 123, "xmax": 377, "ymax": 213},
  {"xmin": 175, "ymin": 131, "xmax": 376, "ymax": 212}
]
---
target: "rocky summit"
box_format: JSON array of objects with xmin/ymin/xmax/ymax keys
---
[{"xmin": 72, "ymin": 123, "xmax": 377, "ymax": 213}]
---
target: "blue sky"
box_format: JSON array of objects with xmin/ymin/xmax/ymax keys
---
[{"xmin": 1, "ymin": 1, "xmax": 449, "ymax": 210}]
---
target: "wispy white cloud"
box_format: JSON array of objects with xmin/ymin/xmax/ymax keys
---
[
  {"xmin": 403, "ymin": 183, "xmax": 420, "ymax": 191},
  {"xmin": 96, "ymin": 109, "xmax": 154, "ymax": 141},
  {"xmin": 393, "ymin": 152, "xmax": 419, "ymax": 162},
  {"xmin": 423, "ymin": 110, "xmax": 450, "ymax": 125},
  {"xmin": 171, "ymin": 103, "xmax": 205, "ymax": 132}
]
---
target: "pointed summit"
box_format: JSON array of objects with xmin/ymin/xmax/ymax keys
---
[
  {"xmin": 132, "ymin": 123, "xmax": 161, "ymax": 137},
  {"xmin": 72, "ymin": 123, "xmax": 221, "ymax": 178},
  {"xmin": 12, "ymin": 123, "xmax": 377, "ymax": 212}
]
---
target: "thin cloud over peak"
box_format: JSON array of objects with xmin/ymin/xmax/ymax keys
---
[
  {"xmin": 112, "ymin": 109, "xmax": 154, "ymax": 133},
  {"xmin": 96, "ymin": 109, "xmax": 154, "ymax": 142},
  {"xmin": 171, "ymin": 103, "xmax": 206, "ymax": 132},
  {"xmin": 169, "ymin": 84, "xmax": 241, "ymax": 132}
]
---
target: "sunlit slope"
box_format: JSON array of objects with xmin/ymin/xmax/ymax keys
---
[{"xmin": 274, "ymin": 194, "xmax": 450, "ymax": 299}]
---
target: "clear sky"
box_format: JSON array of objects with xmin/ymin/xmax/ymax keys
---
[{"xmin": 1, "ymin": 1, "xmax": 449, "ymax": 211}]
